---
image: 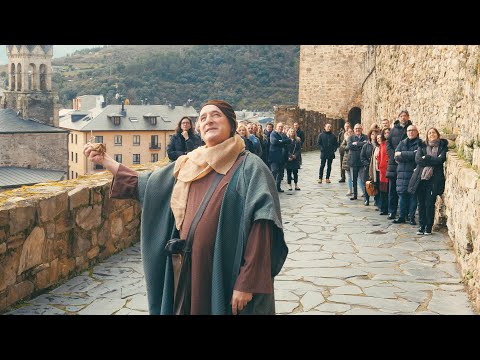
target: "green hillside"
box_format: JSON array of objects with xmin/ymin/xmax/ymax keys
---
[{"xmin": 52, "ymin": 45, "xmax": 299, "ymax": 111}]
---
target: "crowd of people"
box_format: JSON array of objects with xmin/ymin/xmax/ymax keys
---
[
  {"xmin": 328, "ymin": 110, "xmax": 448, "ymax": 236},
  {"xmin": 165, "ymin": 109, "xmax": 447, "ymax": 237}
]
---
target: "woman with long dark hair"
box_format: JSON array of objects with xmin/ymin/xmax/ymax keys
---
[{"xmin": 167, "ymin": 116, "xmax": 203, "ymax": 161}]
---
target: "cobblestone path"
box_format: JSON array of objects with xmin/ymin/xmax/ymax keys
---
[{"xmin": 6, "ymin": 151, "xmax": 476, "ymax": 315}]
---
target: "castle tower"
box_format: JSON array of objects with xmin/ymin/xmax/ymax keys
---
[
  {"xmin": 3, "ymin": 45, "xmax": 59, "ymax": 127},
  {"xmin": 298, "ymin": 45, "xmax": 369, "ymax": 125}
]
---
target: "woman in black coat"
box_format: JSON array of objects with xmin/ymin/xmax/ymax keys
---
[
  {"xmin": 167, "ymin": 117, "xmax": 203, "ymax": 161},
  {"xmin": 285, "ymin": 128, "xmax": 302, "ymax": 191},
  {"xmin": 409, "ymin": 128, "xmax": 448, "ymax": 235}
]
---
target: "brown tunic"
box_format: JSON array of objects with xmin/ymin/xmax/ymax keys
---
[{"xmin": 110, "ymin": 158, "xmax": 273, "ymax": 314}]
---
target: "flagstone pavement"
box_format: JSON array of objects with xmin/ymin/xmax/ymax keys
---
[{"xmin": 5, "ymin": 150, "xmax": 477, "ymax": 315}]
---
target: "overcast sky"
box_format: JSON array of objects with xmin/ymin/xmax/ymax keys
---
[{"xmin": 0, "ymin": 45, "xmax": 102, "ymax": 65}]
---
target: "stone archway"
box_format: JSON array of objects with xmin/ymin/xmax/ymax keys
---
[{"xmin": 348, "ymin": 107, "xmax": 361, "ymax": 127}]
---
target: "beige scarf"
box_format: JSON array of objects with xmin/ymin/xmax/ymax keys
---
[{"xmin": 171, "ymin": 134, "xmax": 245, "ymax": 230}]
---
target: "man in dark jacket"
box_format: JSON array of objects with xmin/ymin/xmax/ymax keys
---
[
  {"xmin": 337, "ymin": 122, "xmax": 351, "ymax": 182},
  {"xmin": 317, "ymin": 123, "xmax": 338, "ymax": 184},
  {"xmin": 386, "ymin": 110, "xmax": 412, "ymax": 219},
  {"xmin": 270, "ymin": 122, "xmax": 291, "ymax": 192},
  {"xmin": 347, "ymin": 123, "xmax": 367, "ymax": 200},
  {"xmin": 393, "ymin": 125, "xmax": 420, "ymax": 225},
  {"xmin": 264, "ymin": 122, "xmax": 274, "ymax": 166}
]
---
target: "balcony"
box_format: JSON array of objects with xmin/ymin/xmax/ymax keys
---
[{"xmin": 149, "ymin": 143, "xmax": 161, "ymax": 150}]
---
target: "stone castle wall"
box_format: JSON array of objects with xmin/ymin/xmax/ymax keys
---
[
  {"xmin": 0, "ymin": 133, "xmax": 68, "ymax": 171},
  {"xmin": 0, "ymin": 160, "xmax": 167, "ymax": 312},
  {"xmin": 274, "ymin": 105, "xmax": 341, "ymax": 151},
  {"xmin": 298, "ymin": 45, "xmax": 368, "ymax": 119}
]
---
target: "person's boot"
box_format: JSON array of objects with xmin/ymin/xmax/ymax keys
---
[
  {"xmin": 288, "ymin": 184, "xmax": 293, "ymax": 191},
  {"xmin": 392, "ymin": 217, "xmax": 406, "ymax": 224},
  {"xmin": 424, "ymin": 225, "xmax": 432, "ymax": 235},
  {"xmin": 339, "ymin": 178, "xmax": 346, "ymax": 183},
  {"xmin": 364, "ymin": 198, "xmax": 369, "ymax": 206},
  {"xmin": 350, "ymin": 195, "xmax": 358, "ymax": 200},
  {"xmin": 416, "ymin": 226, "xmax": 425, "ymax": 235},
  {"xmin": 387, "ymin": 214, "xmax": 396, "ymax": 220},
  {"xmin": 326, "ymin": 179, "xmax": 331, "ymax": 183},
  {"xmin": 277, "ymin": 184, "xmax": 284, "ymax": 193},
  {"xmin": 409, "ymin": 217, "xmax": 416, "ymax": 225},
  {"xmin": 295, "ymin": 183, "xmax": 301, "ymax": 191},
  {"xmin": 317, "ymin": 178, "xmax": 323, "ymax": 184}
]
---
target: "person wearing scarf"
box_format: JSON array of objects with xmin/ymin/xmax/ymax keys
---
[
  {"xmin": 84, "ymin": 100, "xmax": 288, "ymax": 315},
  {"xmin": 414, "ymin": 127, "xmax": 448, "ymax": 235}
]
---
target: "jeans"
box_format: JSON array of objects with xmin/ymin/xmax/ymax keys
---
[
  {"xmin": 398, "ymin": 192, "xmax": 417, "ymax": 220},
  {"xmin": 350, "ymin": 166, "xmax": 363, "ymax": 197},
  {"xmin": 319, "ymin": 158, "xmax": 333, "ymax": 179}
]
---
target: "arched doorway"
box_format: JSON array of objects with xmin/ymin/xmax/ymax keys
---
[{"xmin": 348, "ymin": 107, "xmax": 361, "ymax": 127}]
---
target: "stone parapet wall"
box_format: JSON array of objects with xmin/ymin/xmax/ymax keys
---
[
  {"xmin": 441, "ymin": 152, "xmax": 480, "ymax": 310},
  {"xmin": 274, "ymin": 105, "xmax": 341, "ymax": 152},
  {"xmin": 0, "ymin": 159, "xmax": 168, "ymax": 312}
]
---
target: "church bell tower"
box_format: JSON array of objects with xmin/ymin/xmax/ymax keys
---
[{"xmin": 3, "ymin": 45, "xmax": 59, "ymax": 127}]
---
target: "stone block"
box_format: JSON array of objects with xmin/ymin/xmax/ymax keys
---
[
  {"xmin": 55, "ymin": 212, "xmax": 73, "ymax": 234},
  {"xmin": 0, "ymin": 242, "xmax": 6, "ymax": 255},
  {"xmin": 122, "ymin": 206, "xmax": 135, "ymax": 223},
  {"xmin": 87, "ymin": 246, "xmax": 99, "ymax": 260},
  {"xmin": 75, "ymin": 205, "xmax": 102, "ymax": 231},
  {"xmin": 8, "ymin": 206, "xmax": 35, "ymax": 234},
  {"xmin": 38, "ymin": 191, "xmax": 68, "ymax": 223},
  {"xmin": 59, "ymin": 258, "xmax": 75, "ymax": 278},
  {"xmin": 35, "ymin": 268, "xmax": 51, "ymax": 290},
  {"xmin": 49, "ymin": 259, "xmax": 59, "ymax": 284},
  {"xmin": 6, "ymin": 280, "xmax": 34, "ymax": 307},
  {"xmin": 0, "ymin": 250, "xmax": 20, "ymax": 292},
  {"xmin": 0, "ymin": 210, "xmax": 8, "ymax": 227},
  {"xmin": 68, "ymin": 186, "xmax": 90, "ymax": 211},
  {"xmin": 7, "ymin": 234, "xmax": 25, "ymax": 250},
  {"xmin": 17, "ymin": 227, "xmax": 46, "ymax": 275}
]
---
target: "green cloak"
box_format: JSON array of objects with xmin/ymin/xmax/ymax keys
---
[{"xmin": 137, "ymin": 153, "xmax": 288, "ymax": 315}]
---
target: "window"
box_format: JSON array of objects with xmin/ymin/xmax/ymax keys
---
[
  {"xmin": 70, "ymin": 133, "xmax": 73, "ymax": 143},
  {"xmin": 71, "ymin": 152, "xmax": 73, "ymax": 161},
  {"xmin": 150, "ymin": 135, "xmax": 159, "ymax": 149},
  {"xmin": 113, "ymin": 116, "xmax": 121, "ymax": 125},
  {"xmin": 76, "ymin": 172, "xmax": 78, "ymax": 178},
  {"xmin": 151, "ymin": 153, "xmax": 158, "ymax": 162},
  {"xmin": 133, "ymin": 135, "xmax": 140, "ymax": 146},
  {"xmin": 95, "ymin": 136, "xmax": 103, "ymax": 143},
  {"xmin": 75, "ymin": 134, "xmax": 77, "ymax": 144},
  {"xmin": 150, "ymin": 117, "xmax": 157, "ymax": 125},
  {"xmin": 75, "ymin": 153, "xmax": 78, "ymax": 163},
  {"xmin": 114, "ymin": 135, "xmax": 122, "ymax": 145},
  {"xmin": 71, "ymin": 170, "xmax": 74, "ymax": 179},
  {"xmin": 114, "ymin": 154, "xmax": 122, "ymax": 163},
  {"xmin": 133, "ymin": 154, "xmax": 140, "ymax": 164},
  {"xmin": 95, "ymin": 164, "xmax": 104, "ymax": 170}
]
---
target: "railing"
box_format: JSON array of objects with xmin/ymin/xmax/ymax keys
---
[{"xmin": 149, "ymin": 143, "xmax": 161, "ymax": 150}]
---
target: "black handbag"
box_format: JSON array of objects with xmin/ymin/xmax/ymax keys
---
[{"xmin": 164, "ymin": 172, "xmax": 224, "ymax": 315}]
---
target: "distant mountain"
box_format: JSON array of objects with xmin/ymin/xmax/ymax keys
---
[{"xmin": 52, "ymin": 45, "xmax": 299, "ymax": 111}]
